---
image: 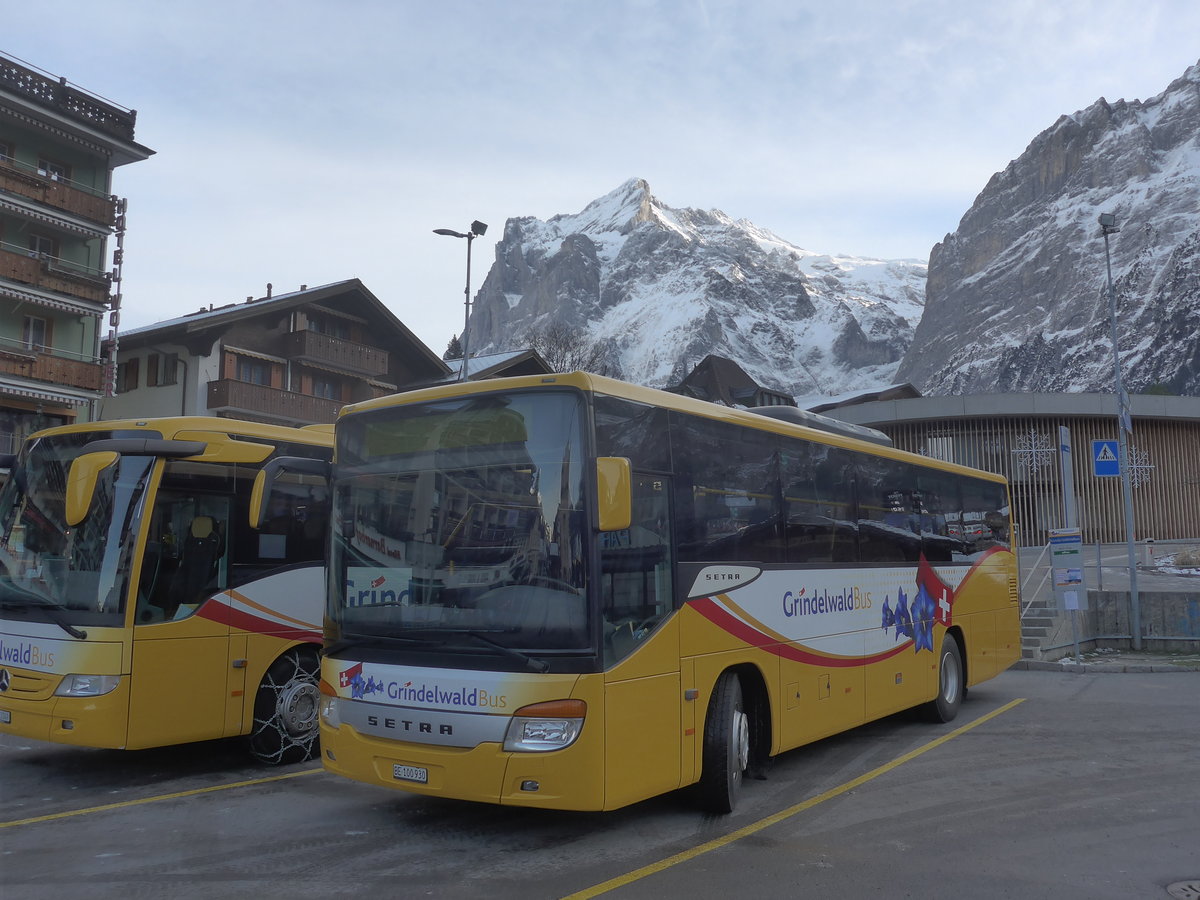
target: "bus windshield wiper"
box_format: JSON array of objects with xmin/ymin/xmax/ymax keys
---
[
  {"xmin": 449, "ymin": 630, "xmax": 550, "ymax": 673},
  {"xmin": 0, "ymin": 586, "xmax": 87, "ymax": 640}
]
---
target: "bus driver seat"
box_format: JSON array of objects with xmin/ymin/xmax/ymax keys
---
[{"xmin": 161, "ymin": 515, "xmax": 223, "ymax": 619}]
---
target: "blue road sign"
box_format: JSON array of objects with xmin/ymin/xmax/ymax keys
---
[{"xmin": 1092, "ymin": 440, "xmax": 1120, "ymax": 477}]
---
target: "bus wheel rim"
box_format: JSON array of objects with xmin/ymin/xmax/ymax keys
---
[
  {"xmin": 733, "ymin": 708, "xmax": 750, "ymax": 773},
  {"xmin": 941, "ymin": 650, "xmax": 960, "ymax": 704},
  {"xmin": 277, "ymin": 680, "xmax": 320, "ymax": 735}
]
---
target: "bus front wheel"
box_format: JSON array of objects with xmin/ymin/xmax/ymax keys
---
[
  {"xmin": 248, "ymin": 646, "xmax": 321, "ymax": 764},
  {"xmin": 922, "ymin": 634, "xmax": 964, "ymax": 723},
  {"xmin": 697, "ymin": 672, "xmax": 750, "ymax": 814}
]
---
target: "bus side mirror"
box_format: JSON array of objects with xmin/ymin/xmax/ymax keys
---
[
  {"xmin": 65, "ymin": 451, "xmax": 119, "ymax": 526},
  {"xmin": 250, "ymin": 456, "xmax": 331, "ymax": 529},
  {"xmin": 250, "ymin": 469, "xmax": 270, "ymax": 530},
  {"xmin": 595, "ymin": 457, "xmax": 632, "ymax": 532}
]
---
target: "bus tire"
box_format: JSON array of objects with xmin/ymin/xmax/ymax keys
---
[
  {"xmin": 922, "ymin": 634, "xmax": 964, "ymax": 723},
  {"xmin": 248, "ymin": 646, "xmax": 321, "ymax": 765},
  {"xmin": 697, "ymin": 672, "xmax": 750, "ymax": 814}
]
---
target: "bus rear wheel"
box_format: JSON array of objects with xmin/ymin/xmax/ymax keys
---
[
  {"xmin": 922, "ymin": 634, "xmax": 964, "ymax": 723},
  {"xmin": 248, "ymin": 646, "xmax": 321, "ymax": 765},
  {"xmin": 697, "ymin": 672, "xmax": 750, "ymax": 814}
]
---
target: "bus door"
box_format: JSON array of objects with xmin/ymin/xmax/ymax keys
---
[
  {"xmin": 600, "ymin": 474, "xmax": 680, "ymax": 808},
  {"xmin": 127, "ymin": 483, "xmax": 233, "ymax": 749}
]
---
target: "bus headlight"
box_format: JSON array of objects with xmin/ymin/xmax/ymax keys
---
[
  {"xmin": 320, "ymin": 696, "xmax": 341, "ymax": 729},
  {"xmin": 55, "ymin": 675, "xmax": 120, "ymax": 697},
  {"xmin": 503, "ymin": 699, "xmax": 586, "ymax": 752}
]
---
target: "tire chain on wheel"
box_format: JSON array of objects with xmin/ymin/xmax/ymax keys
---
[{"xmin": 248, "ymin": 647, "xmax": 321, "ymax": 765}]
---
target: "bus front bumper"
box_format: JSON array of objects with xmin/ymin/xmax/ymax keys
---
[
  {"xmin": 0, "ymin": 673, "xmax": 130, "ymax": 750},
  {"xmin": 320, "ymin": 720, "xmax": 605, "ymax": 810}
]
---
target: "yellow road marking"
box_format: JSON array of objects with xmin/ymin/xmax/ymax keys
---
[
  {"xmin": 0, "ymin": 766, "xmax": 322, "ymax": 829},
  {"xmin": 565, "ymin": 698, "xmax": 1027, "ymax": 899}
]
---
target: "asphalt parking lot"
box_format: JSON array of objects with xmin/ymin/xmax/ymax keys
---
[{"xmin": 3, "ymin": 667, "xmax": 1198, "ymax": 900}]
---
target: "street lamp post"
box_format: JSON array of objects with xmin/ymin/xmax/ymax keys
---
[
  {"xmin": 1100, "ymin": 211, "xmax": 1141, "ymax": 650},
  {"xmin": 434, "ymin": 220, "xmax": 488, "ymax": 382}
]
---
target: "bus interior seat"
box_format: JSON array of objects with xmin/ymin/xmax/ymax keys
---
[{"xmin": 160, "ymin": 516, "xmax": 222, "ymax": 618}]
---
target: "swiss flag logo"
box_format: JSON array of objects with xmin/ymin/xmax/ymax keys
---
[{"xmin": 338, "ymin": 662, "xmax": 363, "ymax": 689}]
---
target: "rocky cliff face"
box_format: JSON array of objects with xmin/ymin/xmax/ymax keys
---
[
  {"xmin": 897, "ymin": 60, "xmax": 1200, "ymax": 395},
  {"xmin": 469, "ymin": 178, "xmax": 926, "ymax": 397}
]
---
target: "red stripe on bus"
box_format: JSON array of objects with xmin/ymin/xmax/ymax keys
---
[
  {"xmin": 689, "ymin": 596, "xmax": 911, "ymax": 668},
  {"xmin": 197, "ymin": 599, "xmax": 321, "ymax": 643}
]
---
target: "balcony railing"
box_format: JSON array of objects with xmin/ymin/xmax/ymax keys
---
[
  {"xmin": 283, "ymin": 329, "xmax": 389, "ymax": 377},
  {"xmin": 207, "ymin": 379, "xmax": 341, "ymax": 425},
  {"xmin": 0, "ymin": 346, "xmax": 104, "ymax": 392},
  {"xmin": 0, "ymin": 55, "xmax": 137, "ymax": 142},
  {"xmin": 0, "ymin": 157, "xmax": 118, "ymax": 226},
  {"xmin": 0, "ymin": 243, "xmax": 110, "ymax": 305}
]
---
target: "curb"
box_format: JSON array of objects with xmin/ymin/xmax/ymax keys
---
[{"xmin": 1013, "ymin": 659, "xmax": 1200, "ymax": 674}]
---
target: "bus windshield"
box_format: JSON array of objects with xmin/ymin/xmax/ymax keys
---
[
  {"xmin": 331, "ymin": 390, "xmax": 589, "ymax": 656},
  {"xmin": 0, "ymin": 431, "xmax": 153, "ymax": 630}
]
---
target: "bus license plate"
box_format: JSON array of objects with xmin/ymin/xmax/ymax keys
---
[
  {"xmin": 0, "ymin": 710, "xmax": 10, "ymax": 724},
  {"xmin": 393, "ymin": 764, "xmax": 428, "ymax": 784}
]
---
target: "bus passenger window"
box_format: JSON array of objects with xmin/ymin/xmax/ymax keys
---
[
  {"xmin": 961, "ymin": 479, "xmax": 1010, "ymax": 554},
  {"xmin": 856, "ymin": 459, "xmax": 922, "ymax": 563},
  {"xmin": 915, "ymin": 472, "xmax": 959, "ymax": 562},
  {"xmin": 670, "ymin": 412, "xmax": 782, "ymax": 564},
  {"xmin": 781, "ymin": 442, "xmax": 857, "ymax": 564}
]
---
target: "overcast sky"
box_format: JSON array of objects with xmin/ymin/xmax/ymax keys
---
[{"xmin": 9, "ymin": 1, "xmax": 1200, "ymax": 354}]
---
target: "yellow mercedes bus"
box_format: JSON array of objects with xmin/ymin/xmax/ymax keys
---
[
  {"xmin": 0, "ymin": 417, "xmax": 332, "ymax": 763},
  {"xmin": 309, "ymin": 373, "xmax": 1020, "ymax": 811}
]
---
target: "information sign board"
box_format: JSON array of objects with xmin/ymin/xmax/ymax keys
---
[{"xmin": 1049, "ymin": 527, "xmax": 1087, "ymax": 610}]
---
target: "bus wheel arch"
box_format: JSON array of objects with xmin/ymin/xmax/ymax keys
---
[
  {"xmin": 248, "ymin": 644, "xmax": 322, "ymax": 764},
  {"xmin": 922, "ymin": 628, "xmax": 965, "ymax": 724},
  {"xmin": 696, "ymin": 665, "xmax": 770, "ymax": 814}
]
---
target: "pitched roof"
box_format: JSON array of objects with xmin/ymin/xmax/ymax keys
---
[
  {"xmin": 669, "ymin": 354, "xmax": 795, "ymax": 407},
  {"xmin": 114, "ymin": 279, "xmax": 449, "ymax": 377},
  {"xmin": 802, "ymin": 383, "xmax": 922, "ymax": 413},
  {"xmin": 432, "ymin": 349, "xmax": 553, "ymax": 384}
]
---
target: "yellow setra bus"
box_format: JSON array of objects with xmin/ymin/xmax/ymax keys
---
[
  {"xmin": 0, "ymin": 417, "xmax": 332, "ymax": 763},
  {"xmin": 311, "ymin": 373, "xmax": 1020, "ymax": 812}
]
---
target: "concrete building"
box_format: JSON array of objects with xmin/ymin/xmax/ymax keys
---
[
  {"xmin": 102, "ymin": 280, "xmax": 449, "ymax": 426},
  {"xmin": 818, "ymin": 391, "xmax": 1200, "ymax": 548},
  {"xmin": 0, "ymin": 52, "xmax": 153, "ymax": 450}
]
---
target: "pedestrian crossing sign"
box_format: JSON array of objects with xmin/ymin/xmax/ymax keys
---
[{"xmin": 1092, "ymin": 440, "xmax": 1120, "ymax": 477}]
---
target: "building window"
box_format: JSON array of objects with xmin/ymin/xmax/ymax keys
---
[
  {"xmin": 754, "ymin": 390, "xmax": 784, "ymax": 407},
  {"xmin": 307, "ymin": 314, "xmax": 351, "ymax": 340},
  {"xmin": 147, "ymin": 352, "xmax": 179, "ymax": 387},
  {"xmin": 312, "ymin": 376, "xmax": 340, "ymax": 401},
  {"xmin": 37, "ymin": 156, "xmax": 70, "ymax": 182},
  {"xmin": 22, "ymin": 316, "xmax": 48, "ymax": 351},
  {"xmin": 0, "ymin": 141, "xmax": 11, "ymax": 162},
  {"xmin": 116, "ymin": 358, "xmax": 140, "ymax": 393},
  {"xmin": 237, "ymin": 358, "xmax": 271, "ymax": 386},
  {"xmin": 29, "ymin": 232, "xmax": 57, "ymax": 258}
]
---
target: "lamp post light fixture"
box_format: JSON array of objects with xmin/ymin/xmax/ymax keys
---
[
  {"xmin": 1100, "ymin": 211, "xmax": 1142, "ymax": 650},
  {"xmin": 434, "ymin": 219, "xmax": 488, "ymax": 382}
]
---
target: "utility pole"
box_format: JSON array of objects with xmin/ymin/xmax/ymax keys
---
[{"xmin": 1099, "ymin": 211, "xmax": 1141, "ymax": 650}]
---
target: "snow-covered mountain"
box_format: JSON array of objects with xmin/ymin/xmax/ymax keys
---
[
  {"xmin": 469, "ymin": 178, "xmax": 926, "ymax": 397},
  {"xmin": 898, "ymin": 60, "xmax": 1200, "ymax": 395}
]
